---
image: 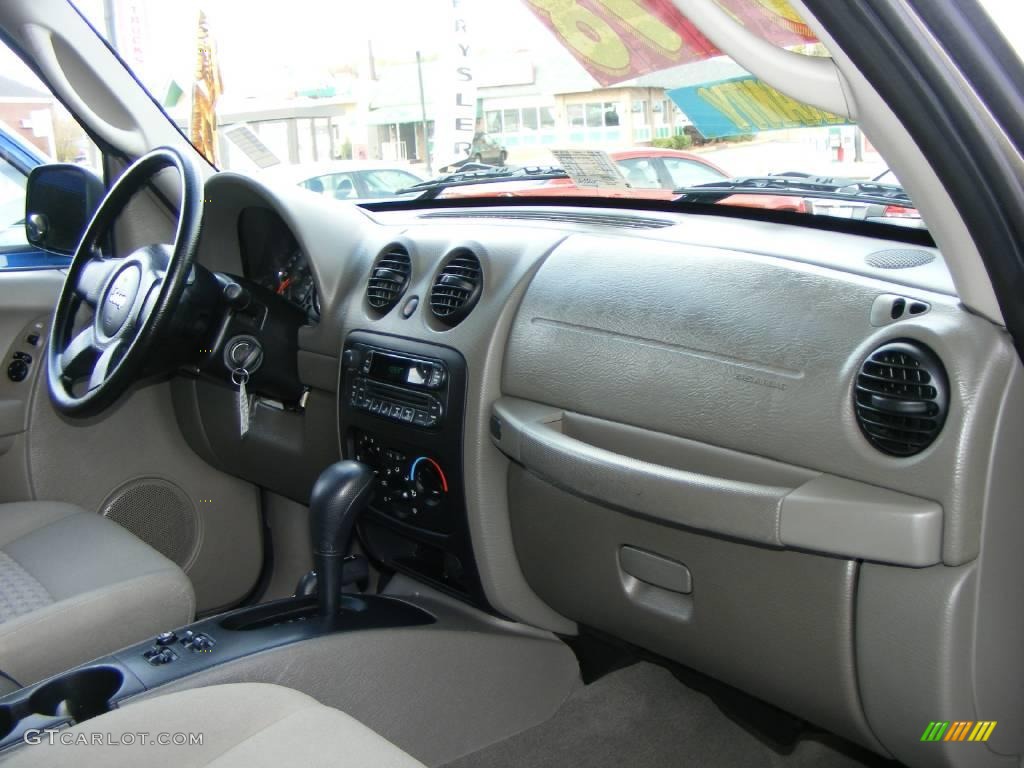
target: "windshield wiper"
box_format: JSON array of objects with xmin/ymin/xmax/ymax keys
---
[
  {"xmin": 396, "ymin": 165, "xmax": 569, "ymax": 200},
  {"xmin": 674, "ymin": 176, "xmax": 915, "ymax": 208}
]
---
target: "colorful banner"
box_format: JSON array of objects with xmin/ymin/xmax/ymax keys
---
[
  {"xmin": 522, "ymin": 0, "xmax": 816, "ymax": 87},
  {"xmin": 190, "ymin": 10, "xmax": 222, "ymax": 166},
  {"xmin": 668, "ymin": 74, "xmax": 851, "ymax": 137}
]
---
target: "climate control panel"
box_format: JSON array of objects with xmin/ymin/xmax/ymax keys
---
[{"xmin": 353, "ymin": 430, "xmax": 452, "ymax": 534}]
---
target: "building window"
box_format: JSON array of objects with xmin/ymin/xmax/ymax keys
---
[
  {"xmin": 575, "ymin": 101, "xmax": 624, "ymax": 128},
  {"xmin": 522, "ymin": 107, "xmax": 539, "ymax": 131},
  {"xmin": 485, "ymin": 110, "xmax": 502, "ymax": 134},
  {"xmin": 604, "ymin": 102, "xmax": 620, "ymax": 126},
  {"xmin": 631, "ymin": 100, "xmax": 648, "ymax": 127},
  {"xmin": 502, "ymin": 109, "xmax": 520, "ymax": 133},
  {"xmin": 540, "ymin": 106, "xmax": 556, "ymax": 128},
  {"xmin": 661, "ymin": 100, "xmax": 674, "ymax": 126}
]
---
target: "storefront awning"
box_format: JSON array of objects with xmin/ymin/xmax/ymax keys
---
[{"xmin": 366, "ymin": 104, "xmax": 431, "ymax": 125}]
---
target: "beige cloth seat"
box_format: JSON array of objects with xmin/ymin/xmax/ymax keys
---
[
  {"xmin": 0, "ymin": 682, "xmax": 426, "ymax": 767},
  {"xmin": 0, "ymin": 501, "xmax": 194, "ymax": 687}
]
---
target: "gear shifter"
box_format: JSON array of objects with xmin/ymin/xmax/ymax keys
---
[{"xmin": 308, "ymin": 460, "xmax": 375, "ymax": 617}]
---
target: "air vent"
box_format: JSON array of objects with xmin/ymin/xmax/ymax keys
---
[
  {"xmin": 420, "ymin": 210, "xmax": 675, "ymax": 229},
  {"xmin": 430, "ymin": 250, "xmax": 482, "ymax": 325},
  {"xmin": 366, "ymin": 245, "xmax": 411, "ymax": 314},
  {"xmin": 853, "ymin": 341, "xmax": 948, "ymax": 457},
  {"xmin": 865, "ymin": 249, "xmax": 935, "ymax": 269}
]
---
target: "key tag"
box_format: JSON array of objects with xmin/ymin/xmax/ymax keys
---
[{"xmin": 232, "ymin": 367, "xmax": 251, "ymax": 437}]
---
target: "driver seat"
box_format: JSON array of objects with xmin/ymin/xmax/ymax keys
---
[{"xmin": 0, "ymin": 501, "xmax": 194, "ymax": 689}]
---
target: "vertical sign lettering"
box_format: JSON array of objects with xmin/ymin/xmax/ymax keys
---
[{"xmin": 434, "ymin": 0, "xmax": 479, "ymax": 168}]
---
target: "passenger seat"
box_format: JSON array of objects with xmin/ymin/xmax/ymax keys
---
[{"xmin": 0, "ymin": 682, "xmax": 425, "ymax": 767}]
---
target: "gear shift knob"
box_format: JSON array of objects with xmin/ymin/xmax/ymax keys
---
[{"xmin": 309, "ymin": 460, "xmax": 375, "ymax": 617}]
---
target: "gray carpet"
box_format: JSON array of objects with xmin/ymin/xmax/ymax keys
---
[{"xmin": 444, "ymin": 662, "xmax": 893, "ymax": 768}]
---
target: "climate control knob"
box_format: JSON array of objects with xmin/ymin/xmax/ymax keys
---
[{"xmin": 409, "ymin": 457, "xmax": 447, "ymax": 504}]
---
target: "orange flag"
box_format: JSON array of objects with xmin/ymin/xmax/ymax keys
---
[{"xmin": 190, "ymin": 10, "xmax": 222, "ymax": 165}]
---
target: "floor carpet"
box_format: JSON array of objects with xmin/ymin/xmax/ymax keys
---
[{"xmin": 444, "ymin": 662, "xmax": 896, "ymax": 768}]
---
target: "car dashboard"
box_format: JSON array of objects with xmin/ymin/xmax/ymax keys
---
[{"xmin": 169, "ymin": 171, "xmax": 1022, "ymax": 764}]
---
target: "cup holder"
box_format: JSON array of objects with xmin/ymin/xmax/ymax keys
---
[{"xmin": 29, "ymin": 666, "xmax": 124, "ymax": 723}]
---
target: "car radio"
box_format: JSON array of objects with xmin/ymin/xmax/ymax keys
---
[
  {"xmin": 340, "ymin": 332, "xmax": 488, "ymax": 611},
  {"xmin": 345, "ymin": 347, "xmax": 447, "ymax": 428}
]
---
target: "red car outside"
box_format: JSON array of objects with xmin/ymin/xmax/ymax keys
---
[{"xmin": 440, "ymin": 148, "xmax": 808, "ymax": 212}]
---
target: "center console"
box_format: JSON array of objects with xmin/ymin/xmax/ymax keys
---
[
  {"xmin": 340, "ymin": 331, "xmax": 490, "ymax": 610},
  {"xmin": 0, "ymin": 594, "xmax": 433, "ymax": 749}
]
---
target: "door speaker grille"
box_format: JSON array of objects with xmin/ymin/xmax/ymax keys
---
[{"xmin": 101, "ymin": 478, "xmax": 199, "ymax": 569}]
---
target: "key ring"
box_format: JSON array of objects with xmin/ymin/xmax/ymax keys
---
[{"xmin": 231, "ymin": 368, "xmax": 250, "ymax": 386}]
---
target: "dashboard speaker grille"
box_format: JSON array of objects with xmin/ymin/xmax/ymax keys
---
[
  {"xmin": 431, "ymin": 250, "xmax": 482, "ymax": 325},
  {"xmin": 853, "ymin": 341, "xmax": 948, "ymax": 457},
  {"xmin": 367, "ymin": 245, "xmax": 411, "ymax": 313},
  {"xmin": 865, "ymin": 249, "xmax": 935, "ymax": 269}
]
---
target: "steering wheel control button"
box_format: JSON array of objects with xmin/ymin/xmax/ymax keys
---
[{"xmin": 99, "ymin": 264, "xmax": 142, "ymax": 337}]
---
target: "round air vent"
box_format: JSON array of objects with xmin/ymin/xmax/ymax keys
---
[
  {"xmin": 853, "ymin": 341, "xmax": 949, "ymax": 457},
  {"xmin": 366, "ymin": 245, "xmax": 411, "ymax": 314},
  {"xmin": 865, "ymin": 249, "xmax": 935, "ymax": 269},
  {"xmin": 430, "ymin": 249, "xmax": 482, "ymax": 326}
]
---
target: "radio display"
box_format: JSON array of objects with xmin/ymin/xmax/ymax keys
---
[{"xmin": 369, "ymin": 353, "xmax": 430, "ymax": 387}]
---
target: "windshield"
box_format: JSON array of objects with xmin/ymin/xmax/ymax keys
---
[{"xmin": 73, "ymin": 0, "xmax": 924, "ymax": 230}]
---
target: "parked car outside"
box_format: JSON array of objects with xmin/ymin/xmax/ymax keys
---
[
  {"xmin": 260, "ymin": 161, "xmax": 425, "ymax": 202},
  {"xmin": 470, "ymin": 132, "xmax": 507, "ymax": 165}
]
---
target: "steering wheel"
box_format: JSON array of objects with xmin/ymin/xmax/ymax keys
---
[{"xmin": 47, "ymin": 147, "xmax": 203, "ymax": 417}]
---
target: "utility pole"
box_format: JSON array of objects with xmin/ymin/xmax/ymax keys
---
[{"xmin": 416, "ymin": 51, "xmax": 432, "ymax": 176}]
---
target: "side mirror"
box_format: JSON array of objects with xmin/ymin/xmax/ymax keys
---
[{"xmin": 25, "ymin": 164, "xmax": 105, "ymax": 255}]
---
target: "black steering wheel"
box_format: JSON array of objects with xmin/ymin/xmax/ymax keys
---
[{"xmin": 47, "ymin": 147, "xmax": 203, "ymax": 416}]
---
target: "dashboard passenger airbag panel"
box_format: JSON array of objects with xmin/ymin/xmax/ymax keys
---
[{"xmin": 502, "ymin": 234, "xmax": 1011, "ymax": 565}]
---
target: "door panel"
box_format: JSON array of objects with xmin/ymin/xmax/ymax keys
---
[
  {"xmin": 0, "ymin": 269, "xmax": 262, "ymax": 613},
  {"xmin": 0, "ymin": 269, "xmax": 62, "ymax": 469}
]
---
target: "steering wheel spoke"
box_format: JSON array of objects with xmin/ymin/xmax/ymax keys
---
[
  {"xmin": 87, "ymin": 340, "xmax": 126, "ymax": 392},
  {"xmin": 58, "ymin": 326, "xmax": 100, "ymax": 379}
]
